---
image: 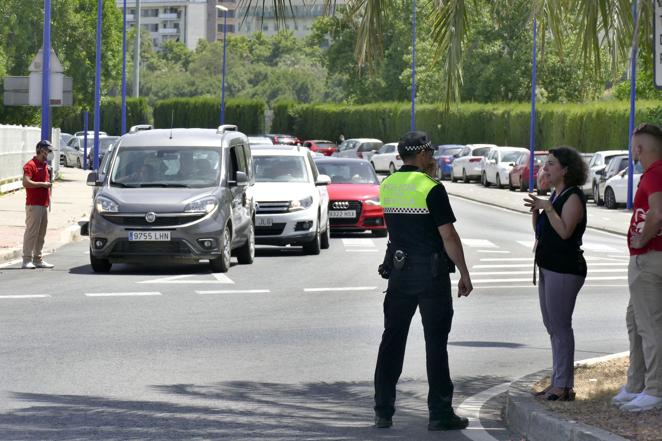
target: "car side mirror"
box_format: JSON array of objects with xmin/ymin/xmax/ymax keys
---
[
  {"xmin": 316, "ymin": 174, "xmax": 331, "ymax": 186},
  {"xmin": 232, "ymin": 171, "xmax": 249, "ymax": 186},
  {"xmin": 86, "ymin": 172, "xmax": 100, "ymax": 186}
]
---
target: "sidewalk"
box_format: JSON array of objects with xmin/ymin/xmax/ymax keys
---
[{"xmin": 0, "ymin": 168, "xmax": 91, "ymax": 264}]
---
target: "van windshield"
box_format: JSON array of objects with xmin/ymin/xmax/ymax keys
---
[{"xmin": 110, "ymin": 147, "xmax": 221, "ymax": 188}]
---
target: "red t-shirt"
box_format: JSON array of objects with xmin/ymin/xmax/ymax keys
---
[
  {"xmin": 628, "ymin": 160, "xmax": 662, "ymax": 255},
  {"xmin": 23, "ymin": 157, "xmax": 50, "ymax": 207}
]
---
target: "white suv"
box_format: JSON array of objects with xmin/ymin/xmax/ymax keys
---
[{"xmin": 251, "ymin": 146, "xmax": 331, "ymax": 254}]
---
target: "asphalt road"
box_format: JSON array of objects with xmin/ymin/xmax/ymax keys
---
[{"xmin": 0, "ymin": 196, "xmax": 630, "ymax": 440}]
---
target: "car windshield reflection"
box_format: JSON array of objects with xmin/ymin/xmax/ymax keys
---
[
  {"xmin": 316, "ymin": 162, "xmax": 378, "ymax": 184},
  {"xmin": 254, "ymin": 156, "xmax": 309, "ymax": 183}
]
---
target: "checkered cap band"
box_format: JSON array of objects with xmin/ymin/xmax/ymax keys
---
[
  {"xmin": 383, "ymin": 207, "xmax": 430, "ymax": 214},
  {"xmin": 401, "ymin": 141, "xmax": 433, "ymax": 152}
]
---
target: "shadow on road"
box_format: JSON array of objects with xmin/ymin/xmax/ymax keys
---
[{"xmin": 1, "ymin": 376, "xmax": 509, "ymax": 440}]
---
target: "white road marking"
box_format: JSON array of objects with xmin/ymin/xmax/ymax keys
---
[
  {"xmin": 304, "ymin": 286, "xmax": 377, "ymax": 292},
  {"xmin": 469, "ymin": 284, "xmax": 628, "ymax": 289},
  {"xmin": 470, "ymin": 268, "xmax": 627, "ymax": 276},
  {"xmin": 196, "ymin": 289, "xmax": 271, "ymax": 294},
  {"xmin": 474, "ymin": 262, "xmax": 627, "ymax": 269},
  {"xmin": 476, "ymin": 250, "xmax": 511, "ymax": 254},
  {"xmin": 582, "ymin": 243, "xmax": 619, "ymax": 252},
  {"xmin": 462, "ymin": 239, "xmax": 498, "ymax": 248},
  {"xmin": 137, "ymin": 273, "xmax": 234, "ymax": 284},
  {"xmin": 341, "ymin": 238, "xmax": 375, "ymax": 247},
  {"xmin": 467, "ymin": 276, "xmax": 628, "ymax": 283},
  {"xmin": 517, "ymin": 240, "xmax": 535, "ymax": 249},
  {"xmin": 85, "ymin": 292, "xmax": 162, "ymax": 297},
  {"xmin": 0, "ymin": 294, "xmax": 51, "ymax": 299},
  {"xmin": 346, "ymin": 249, "xmax": 378, "ymax": 253},
  {"xmin": 456, "ymin": 382, "xmax": 510, "ymax": 441},
  {"xmin": 479, "ymin": 257, "xmax": 627, "ymax": 262}
]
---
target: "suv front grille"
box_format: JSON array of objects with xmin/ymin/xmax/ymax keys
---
[
  {"xmin": 256, "ymin": 201, "xmax": 290, "ymax": 214},
  {"xmin": 102, "ymin": 213, "xmax": 205, "ymax": 227},
  {"xmin": 328, "ymin": 200, "xmax": 362, "ymax": 225},
  {"xmin": 110, "ymin": 240, "xmax": 192, "ymax": 256}
]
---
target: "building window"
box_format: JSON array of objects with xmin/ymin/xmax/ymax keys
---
[
  {"xmin": 262, "ymin": 24, "xmax": 269, "ymax": 31},
  {"xmin": 142, "ymin": 8, "xmax": 158, "ymax": 18}
]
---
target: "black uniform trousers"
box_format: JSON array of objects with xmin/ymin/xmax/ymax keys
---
[{"xmin": 374, "ymin": 259, "xmax": 454, "ymax": 420}]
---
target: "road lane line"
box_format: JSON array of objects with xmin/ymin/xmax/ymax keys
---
[
  {"xmin": 196, "ymin": 289, "xmax": 271, "ymax": 294},
  {"xmin": 304, "ymin": 287, "xmax": 377, "ymax": 292},
  {"xmin": 85, "ymin": 292, "xmax": 162, "ymax": 297},
  {"xmin": 0, "ymin": 295, "xmax": 51, "ymax": 299},
  {"xmin": 456, "ymin": 382, "xmax": 510, "ymax": 441}
]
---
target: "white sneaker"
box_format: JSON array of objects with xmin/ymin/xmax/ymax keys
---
[
  {"xmin": 612, "ymin": 386, "xmax": 640, "ymax": 406},
  {"xmin": 21, "ymin": 261, "xmax": 36, "ymax": 269},
  {"xmin": 33, "ymin": 260, "xmax": 54, "ymax": 269},
  {"xmin": 620, "ymin": 393, "xmax": 662, "ymax": 412}
]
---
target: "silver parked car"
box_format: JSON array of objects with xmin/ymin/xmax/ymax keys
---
[
  {"xmin": 335, "ymin": 138, "xmax": 383, "ymax": 160},
  {"xmin": 85, "ymin": 125, "xmax": 255, "ymax": 273}
]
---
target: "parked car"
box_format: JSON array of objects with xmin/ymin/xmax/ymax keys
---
[
  {"xmin": 480, "ymin": 146, "xmax": 529, "ymax": 188},
  {"xmin": 584, "ymin": 149, "xmax": 629, "ymax": 200},
  {"xmin": 303, "ymin": 139, "xmax": 337, "ymax": 156},
  {"xmin": 264, "ymin": 134, "xmax": 302, "ymax": 146},
  {"xmin": 508, "ymin": 150, "xmax": 547, "ymax": 192},
  {"xmin": 63, "ymin": 134, "xmax": 118, "ymax": 168},
  {"xmin": 251, "ymin": 145, "xmax": 331, "ymax": 254},
  {"xmin": 247, "ymin": 136, "xmax": 273, "ymax": 146},
  {"xmin": 75, "ymin": 130, "xmax": 107, "ymax": 137},
  {"xmin": 450, "ymin": 144, "xmax": 496, "ymax": 182},
  {"xmin": 594, "ymin": 154, "xmax": 629, "ymax": 206},
  {"xmin": 314, "ymin": 157, "xmax": 387, "ymax": 237},
  {"xmin": 603, "ymin": 162, "xmax": 644, "ymax": 209},
  {"xmin": 85, "ymin": 125, "xmax": 255, "ymax": 273},
  {"xmin": 87, "ymin": 136, "xmax": 119, "ymax": 169},
  {"xmin": 370, "ymin": 142, "xmax": 401, "ymax": 174},
  {"xmin": 335, "ymin": 138, "xmax": 383, "ymax": 160},
  {"xmin": 434, "ymin": 144, "xmax": 464, "ymax": 180}
]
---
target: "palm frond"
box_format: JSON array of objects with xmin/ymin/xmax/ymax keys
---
[{"xmin": 350, "ymin": 0, "xmax": 385, "ymax": 71}]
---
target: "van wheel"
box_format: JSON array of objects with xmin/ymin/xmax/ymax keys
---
[
  {"xmin": 320, "ymin": 217, "xmax": 330, "ymax": 249},
  {"xmin": 210, "ymin": 225, "xmax": 232, "ymax": 272},
  {"xmin": 303, "ymin": 218, "xmax": 321, "ymax": 255},
  {"xmin": 236, "ymin": 222, "xmax": 255, "ymax": 264},
  {"xmin": 90, "ymin": 250, "xmax": 112, "ymax": 273}
]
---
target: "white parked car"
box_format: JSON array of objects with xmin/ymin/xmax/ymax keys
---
[
  {"xmin": 450, "ymin": 144, "xmax": 496, "ymax": 182},
  {"xmin": 251, "ymin": 146, "xmax": 331, "ymax": 255},
  {"xmin": 603, "ymin": 162, "xmax": 643, "ymax": 209},
  {"xmin": 584, "ymin": 149, "xmax": 629, "ymax": 199},
  {"xmin": 370, "ymin": 142, "xmax": 402, "ymax": 174},
  {"xmin": 335, "ymin": 138, "xmax": 383, "ymax": 160},
  {"xmin": 480, "ymin": 146, "xmax": 529, "ymax": 188}
]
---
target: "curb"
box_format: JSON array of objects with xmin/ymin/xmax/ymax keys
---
[
  {"xmin": 0, "ymin": 219, "xmax": 86, "ymax": 265},
  {"xmin": 503, "ymin": 353, "xmax": 630, "ymax": 441}
]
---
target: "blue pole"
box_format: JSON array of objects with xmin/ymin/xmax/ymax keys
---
[
  {"xmin": 410, "ymin": 0, "xmax": 417, "ymax": 131},
  {"xmin": 627, "ymin": 0, "xmax": 638, "ymax": 210},
  {"xmin": 83, "ymin": 111, "xmax": 89, "ymax": 170},
  {"xmin": 220, "ymin": 10, "xmax": 228, "ymax": 125},
  {"xmin": 528, "ymin": 18, "xmax": 537, "ymax": 193},
  {"xmin": 121, "ymin": 0, "xmax": 127, "ymax": 135},
  {"xmin": 93, "ymin": 0, "xmax": 103, "ymax": 171},
  {"xmin": 41, "ymin": 0, "xmax": 51, "ymax": 141}
]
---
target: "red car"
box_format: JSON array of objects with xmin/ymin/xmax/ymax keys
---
[
  {"xmin": 508, "ymin": 150, "xmax": 547, "ymax": 192},
  {"xmin": 265, "ymin": 134, "xmax": 302, "ymax": 145},
  {"xmin": 303, "ymin": 139, "xmax": 337, "ymax": 156},
  {"xmin": 313, "ymin": 157, "xmax": 387, "ymax": 237}
]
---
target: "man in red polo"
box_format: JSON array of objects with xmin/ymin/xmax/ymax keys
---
[
  {"xmin": 612, "ymin": 123, "xmax": 662, "ymax": 411},
  {"xmin": 21, "ymin": 140, "xmax": 55, "ymax": 269}
]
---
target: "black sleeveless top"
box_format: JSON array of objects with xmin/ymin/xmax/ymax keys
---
[{"xmin": 535, "ymin": 186, "xmax": 587, "ymax": 277}]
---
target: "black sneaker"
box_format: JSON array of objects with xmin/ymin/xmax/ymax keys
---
[
  {"xmin": 374, "ymin": 416, "xmax": 393, "ymax": 429},
  {"xmin": 427, "ymin": 414, "xmax": 469, "ymax": 431}
]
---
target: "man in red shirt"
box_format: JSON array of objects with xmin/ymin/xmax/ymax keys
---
[
  {"xmin": 21, "ymin": 140, "xmax": 55, "ymax": 269},
  {"xmin": 612, "ymin": 123, "xmax": 662, "ymax": 411}
]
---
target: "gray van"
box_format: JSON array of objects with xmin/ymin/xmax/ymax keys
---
[{"xmin": 85, "ymin": 125, "xmax": 255, "ymax": 273}]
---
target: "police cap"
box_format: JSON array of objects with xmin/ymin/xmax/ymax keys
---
[{"xmin": 397, "ymin": 131, "xmax": 435, "ymax": 156}]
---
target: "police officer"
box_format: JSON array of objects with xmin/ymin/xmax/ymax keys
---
[{"xmin": 374, "ymin": 131, "xmax": 473, "ymax": 430}]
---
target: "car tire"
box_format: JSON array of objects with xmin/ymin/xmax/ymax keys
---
[
  {"xmin": 594, "ymin": 183, "xmax": 604, "ymax": 206},
  {"xmin": 508, "ymin": 176, "xmax": 516, "ymax": 191},
  {"xmin": 320, "ymin": 217, "xmax": 330, "ymax": 249},
  {"xmin": 76, "ymin": 157, "xmax": 82, "ymax": 168},
  {"xmin": 90, "ymin": 250, "xmax": 112, "ymax": 273},
  {"xmin": 462, "ymin": 169, "xmax": 469, "ymax": 183},
  {"xmin": 604, "ymin": 187, "xmax": 617, "ymax": 209},
  {"xmin": 303, "ymin": 217, "xmax": 321, "ymax": 255},
  {"xmin": 62, "ymin": 156, "xmax": 69, "ymax": 168},
  {"xmin": 235, "ymin": 221, "xmax": 255, "ymax": 265},
  {"xmin": 519, "ymin": 178, "xmax": 527, "ymax": 192},
  {"xmin": 372, "ymin": 229, "xmax": 388, "ymax": 238},
  {"xmin": 482, "ymin": 172, "xmax": 490, "ymax": 187},
  {"xmin": 496, "ymin": 173, "xmax": 503, "ymax": 189},
  {"xmin": 388, "ymin": 162, "xmax": 396, "ymax": 175},
  {"xmin": 210, "ymin": 225, "xmax": 232, "ymax": 272}
]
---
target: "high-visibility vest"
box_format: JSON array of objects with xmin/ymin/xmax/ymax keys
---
[{"xmin": 380, "ymin": 170, "xmax": 438, "ymax": 214}]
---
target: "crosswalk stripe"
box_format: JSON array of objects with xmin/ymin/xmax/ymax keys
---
[
  {"xmin": 470, "ymin": 268, "xmax": 627, "ymax": 276},
  {"xmin": 304, "ymin": 286, "xmax": 377, "ymax": 292},
  {"xmin": 476, "ymin": 250, "xmax": 511, "ymax": 254},
  {"xmin": 474, "ymin": 262, "xmax": 626, "ymax": 269},
  {"xmin": 85, "ymin": 292, "xmax": 161, "ymax": 297},
  {"xmin": 196, "ymin": 289, "xmax": 271, "ymax": 294},
  {"xmin": 342, "ymin": 238, "xmax": 376, "ymax": 247},
  {"xmin": 0, "ymin": 295, "xmax": 51, "ymax": 299},
  {"xmin": 462, "ymin": 239, "xmax": 498, "ymax": 248}
]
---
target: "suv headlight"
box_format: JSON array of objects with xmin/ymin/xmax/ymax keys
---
[
  {"xmin": 365, "ymin": 197, "xmax": 381, "ymax": 206},
  {"xmin": 95, "ymin": 196, "xmax": 119, "ymax": 213},
  {"xmin": 289, "ymin": 195, "xmax": 313, "ymax": 211},
  {"xmin": 185, "ymin": 196, "xmax": 218, "ymax": 214}
]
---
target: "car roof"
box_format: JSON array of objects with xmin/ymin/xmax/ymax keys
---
[
  {"xmin": 594, "ymin": 150, "xmax": 629, "ymax": 156},
  {"xmin": 467, "ymin": 143, "xmax": 497, "ymax": 148},
  {"xmin": 251, "ymin": 147, "xmax": 309, "ymax": 157},
  {"xmin": 313, "ymin": 157, "xmax": 370, "ymax": 165},
  {"xmin": 346, "ymin": 138, "xmax": 382, "ymax": 143},
  {"xmin": 117, "ymin": 128, "xmax": 244, "ymax": 148}
]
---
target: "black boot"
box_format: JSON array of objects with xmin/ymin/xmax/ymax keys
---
[
  {"xmin": 374, "ymin": 415, "xmax": 393, "ymax": 429},
  {"xmin": 427, "ymin": 413, "xmax": 469, "ymax": 431}
]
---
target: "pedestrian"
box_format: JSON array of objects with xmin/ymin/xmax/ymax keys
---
[
  {"xmin": 524, "ymin": 147, "xmax": 588, "ymax": 401},
  {"xmin": 21, "ymin": 139, "xmax": 55, "ymax": 269},
  {"xmin": 338, "ymin": 133, "xmax": 345, "ymax": 145},
  {"xmin": 612, "ymin": 123, "xmax": 662, "ymax": 411},
  {"xmin": 374, "ymin": 131, "xmax": 473, "ymax": 431}
]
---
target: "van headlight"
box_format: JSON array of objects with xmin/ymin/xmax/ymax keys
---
[
  {"xmin": 289, "ymin": 196, "xmax": 313, "ymax": 211},
  {"xmin": 365, "ymin": 197, "xmax": 381, "ymax": 206},
  {"xmin": 185, "ymin": 196, "xmax": 218, "ymax": 214},
  {"xmin": 95, "ymin": 196, "xmax": 119, "ymax": 213}
]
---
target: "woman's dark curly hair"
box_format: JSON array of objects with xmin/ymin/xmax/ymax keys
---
[{"xmin": 549, "ymin": 146, "xmax": 588, "ymax": 187}]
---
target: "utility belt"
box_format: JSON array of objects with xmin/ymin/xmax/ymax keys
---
[{"xmin": 378, "ymin": 243, "xmax": 455, "ymax": 279}]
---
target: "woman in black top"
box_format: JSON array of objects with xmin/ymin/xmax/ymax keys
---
[{"xmin": 524, "ymin": 147, "xmax": 588, "ymax": 401}]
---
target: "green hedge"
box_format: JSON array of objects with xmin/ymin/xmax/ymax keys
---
[
  {"xmin": 273, "ymin": 101, "xmax": 662, "ymax": 152},
  {"xmin": 51, "ymin": 97, "xmax": 151, "ymax": 136},
  {"xmin": 153, "ymin": 97, "xmax": 266, "ymax": 134}
]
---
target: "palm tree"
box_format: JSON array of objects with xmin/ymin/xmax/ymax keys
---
[{"xmin": 241, "ymin": 0, "xmax": 652, "ymax": 104}]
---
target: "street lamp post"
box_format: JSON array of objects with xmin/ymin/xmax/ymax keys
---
[
  {"xmin": 528, "ymin": 18, "xmax": 538, "ymax": 193},
  {"xmin": 93, "ymin": 0, "xmax": 103, "ymax": 171},
  {"xmin": 41, "ymin": 0, "xmax": 51, "ymax": 141},
  {"xmin": 121, "ymin": 0, "xmax": 127, "ymax": 135},
  {"xmin": 410, "ymin": 0, "xmax": 416, "ymax": 131},
  {"xmin": 216, "ymin": 5, "xmax": 229, "ymax": 125}
]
